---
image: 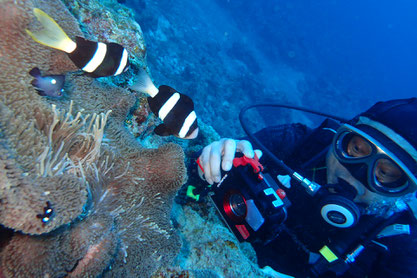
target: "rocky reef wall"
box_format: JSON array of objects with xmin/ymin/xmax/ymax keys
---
[
  {"xmin": 0, "ymin": 0, "xmax": 186, "ymax": 276},
  {"xmin": 0, "ymin": 0, "xmax": 277, "ymax": 277}
]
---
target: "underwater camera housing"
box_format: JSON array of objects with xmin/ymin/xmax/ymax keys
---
[{"xmin": 209, "ymin": 154, "xmax": 291, "ymax": 244}]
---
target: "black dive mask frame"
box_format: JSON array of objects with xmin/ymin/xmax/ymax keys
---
[
  {"xmin": 239, "ymin": 104, "xmax": 364, "ymax": 228},
  {"xmin": 332, "ymin": 124, "xmax": 417, "ymax": 196}
]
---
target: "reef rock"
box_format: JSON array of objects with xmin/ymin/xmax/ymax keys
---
[
  {"xmin": 168, "ymin": 202, "xmax": 272, "ymax": 278},
  {"xmin": 0, "ymin": 0, "xmax": 278, "ymax": 277},
  {"xmin": 0, "ymin": 0, "xmax": 186, "ymax": 277}
]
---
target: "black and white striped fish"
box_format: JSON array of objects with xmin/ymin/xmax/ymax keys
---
[
  {"xmin": 26, "ymin": 8, "xmax": 129, "ymax": 78},
  {"xmin": 131, "ymin": 70, "xmax": 199, "ymax": 139}
]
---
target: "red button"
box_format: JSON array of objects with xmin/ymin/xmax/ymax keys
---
[
  {"xmin": 276, "ymin": 189, "xmax": 286, "ymax": 199},
  {"xmin": 235, "ymin": 224, "xmax": 250, "ymax": 240}
]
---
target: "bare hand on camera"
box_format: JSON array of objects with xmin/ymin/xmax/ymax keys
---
[{"xmin": 198, "ymin": 138, "xmax": 263, "ymax": 184}]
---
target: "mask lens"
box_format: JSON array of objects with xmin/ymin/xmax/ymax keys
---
[
  {"xmin": 334, "ymin": 124, "xmax": 417, "ymax": 196},
  {"xmin": 374, "ymin": 158, "xmax": 408, "ymax": 190},
  {"xmin": 340, "ymin": 133, "xmax": 373, "ymax": 159}
]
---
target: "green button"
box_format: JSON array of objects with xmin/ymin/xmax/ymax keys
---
[
  {"xmin": 319, "ymin": 245, "xmax": 338, "ymax": 263},
  {"xmin": 186, "ymin": 185, "xmax": 200, "ymax": 201}
]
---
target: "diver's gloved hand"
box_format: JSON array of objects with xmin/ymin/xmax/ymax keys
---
[{"xmin": 198, "ymin": 138, "xmax": 263, "ymax": 184}]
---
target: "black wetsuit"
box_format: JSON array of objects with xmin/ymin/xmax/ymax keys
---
[
  {"xmin": 181, "ymin": 119, "xmax": 417, "ymax": 277},
  {"xmin": 248, "ymin": 119, "xmax": 417, "ymax": 278}
]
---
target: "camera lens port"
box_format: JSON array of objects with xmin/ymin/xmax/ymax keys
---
[{"xmin": 223, "ymin": 191, "xmax": 247, "ymax": 222}]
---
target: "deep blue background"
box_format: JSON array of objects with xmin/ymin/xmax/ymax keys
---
[
  {"xmin": 128, "ymin": 0, "xmax": 417, "ymax": 136},
  {"xmin": 217, "ymin": 0, "xmax": 417, "ymax": 101}
]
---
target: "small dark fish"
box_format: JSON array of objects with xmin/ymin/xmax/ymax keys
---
[
  {"xmin": 26, "ymin": 9, "xmax": 130, "ymax": 78},
  {"xmin": 36, "ymin": 201, "xmax": 54, "ymax": 224},
  {"xmin": 131, "ymin": 70, "xmax": 199, "ymax": 139},
  {"xmin": 29, "ymin": 67, "xmax": 65, "ymax": 98}
]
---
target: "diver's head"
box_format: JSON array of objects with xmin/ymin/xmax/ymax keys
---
[{"xmin": 326, "ymin": 98, "xmax": 417, "ymax": 213}]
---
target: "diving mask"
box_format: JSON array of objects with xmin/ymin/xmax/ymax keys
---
[{"xmin": 332, "ymin": 124, "xmax": 417, "ymax": 196}]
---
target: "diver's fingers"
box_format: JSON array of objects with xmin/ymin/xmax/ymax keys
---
[
  {"xmin": 197, "ymin": 165, "xmax": 205, "ymax": 181},
  {"xmin": 236, "ymin": 140, "xmax": 255, "ymax": 158},
  {"xmin": 200, "ymin": 144, "xmax": 214, "ymax": 184},
  {"xmin": 221, "ymin": 138, "xmax": 237, "ymax": 172},
  {"xmin": 209, "ymin": 141, "xmax": 223, "ymax": 183},
  {"xmin": 254, "ymin": 149, "xmax": 263, "ymax": 159},
  {"xmin": 199, "ymin": 139, "xmax": 256, "ymax": 184}
]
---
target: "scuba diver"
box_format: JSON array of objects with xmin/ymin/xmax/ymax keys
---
[{"xmin": 179, "ymin": 98, "xmax": 417, "ymax": 277}]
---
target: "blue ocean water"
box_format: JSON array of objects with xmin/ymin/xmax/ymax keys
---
[{"xmin": 127, "ymin": 0, "xmax": 417, "ymax": 137}]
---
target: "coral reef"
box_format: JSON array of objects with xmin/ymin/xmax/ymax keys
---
[
  {"xmin": 168, "ymin": 203, "xmax": 271, "ymax": 278},
  {"xmin": 126, "ymin": 0, "xmax": 275, "ymax": 138},
  {"xmin": 0, "ymin": 0, "xmax": 281, "ymax": 277},
  {"xmin": 0, "ymin": 0, "xmax": 186, "ymax": 277},
  {"xmin": 0, "ymin": 0, "xmax": 88, "ymax": 235}
]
